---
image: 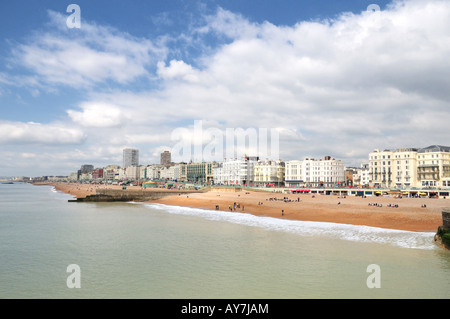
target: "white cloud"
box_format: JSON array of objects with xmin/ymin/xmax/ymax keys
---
[
  {"xmin": 157, "ymin": 60, "xmax": 200, "ymax": 82},
  {"xmin": 65, "ymin": 0, "xmax": 450, "ymax": 166},
  {"xmin": 3, "ymin": 0, "xmax": 450, "ymax": 176},
  {"xmin": 0, "ymin": 121, "xmax": 86, "ymax": 145},
  {"xmin": 67, "ymin": 102, "xmax": 125, "ymax": 128},
  {"xmin": 13, "ymin": 11, "xmax": 167, "ymax": 89}
]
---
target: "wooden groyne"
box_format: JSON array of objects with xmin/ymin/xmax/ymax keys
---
[
  {"xmin": 68, "ymin": 188, "xmax": 204, "ymax": 203},
  {"xmin": 434, "ymin": 208, "xmax": 450, "ymax": 250}
]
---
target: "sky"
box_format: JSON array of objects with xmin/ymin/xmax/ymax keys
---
[{"xmin": 0, "ymin": 0, "xmax": 449, "ymax": 177}]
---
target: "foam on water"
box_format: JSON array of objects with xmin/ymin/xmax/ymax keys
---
[{"xmin": 143, "ymin": 203, "xmax": 437, "ymax": 250}]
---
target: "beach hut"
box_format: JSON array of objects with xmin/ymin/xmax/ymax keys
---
[{"xmin": 143, "ymin": 181, "xmax": 158, "ymax": 188}]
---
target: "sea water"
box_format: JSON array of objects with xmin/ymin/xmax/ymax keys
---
[{"xmin": 0, "ymin": 182, "xmax": 449, "ymax": 299}]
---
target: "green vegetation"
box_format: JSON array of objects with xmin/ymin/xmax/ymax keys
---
[{"xmin": 436, "ymin": 226, "xmax": 450, "ymax": 248}]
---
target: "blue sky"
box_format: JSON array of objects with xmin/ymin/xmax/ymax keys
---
[{"xmin": 0, "ymin": 0, "xmax": 449, "ymax": 177}]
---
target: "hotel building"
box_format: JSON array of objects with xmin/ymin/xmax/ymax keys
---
[
  {"xmin": 254, "ymin": 160, "xmax": 285, "ymax": 186},
  {"xmin": 369, "ymin": 148, "xmax": 419, "ymax": 189},
  {"xmin": 369, "ymin": 145, "xmax": 450, "ymax": 189},
  {"xmin": 213, "ymin": 155, "xmax": 260, "ymax": 185},
  {"xmin": 285, "ymin": 156, "xmax": 346, "ymax": 188},
  {"xmin": 417, "ymin": 145, "xmax": 450, "ymax": 188}
]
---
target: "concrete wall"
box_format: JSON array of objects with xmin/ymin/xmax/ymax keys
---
[{"xmin": 70, "ymin": 188, "xmax": 203, "ymax": 202}]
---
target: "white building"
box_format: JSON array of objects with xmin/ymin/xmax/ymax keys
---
[
  {"xmin": 213, "ymin": 155, "xmax": 259, "ymax": 185},
  {"xmin": 254, "ymin": 160, "xmax": 285, "ymax": 186},
  {"xmin": 369, "ymin": 145, "xmax": 450, "ymax": 189},
  {"xmin": 285, "ymin": 160, "xmax": 303, "ymax": 187},
  {"xmin": 285, "ymin": 156, "xmax": 346, "ymax": 187},
  {"xmin": 351, "ymin": 164, "xmax": 371, "ymax": 187},
  {"xmin": 159, "ymin": 165, "xmax": 175, "ymax": 180},
  {"xmin": 160, "ymin": 164, "xmax": 182, "ymax": 181},
  {"xmin": 68, "ymin": 172, "xmax": 78, "ymax": 181},
  {"xmin": 125, "ymin": 166, "xmax": 140, "ymax": 180},
  {"xmin": 369, "ymin": 148, "xmax": 419, "ymax": 189},
  {"xmin": 144, "ymin": 164, "xmax": 161, "ymax": 180},
  {"xmin": 104, "ymin": 165, "xmax": 120, "ymax": 181},
  {"xmin": 417, "ymin": 145, "xmax": 450, "ymax": 188}
]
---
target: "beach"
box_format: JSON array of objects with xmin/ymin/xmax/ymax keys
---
[{"xmin": 39, "ymin": 182, "xmax": 447, "ymax": 232}]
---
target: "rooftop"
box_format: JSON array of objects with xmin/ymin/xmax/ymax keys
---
[{"xmin": 418, "ymin": 145, "xmax": 450, "ymax": 153}]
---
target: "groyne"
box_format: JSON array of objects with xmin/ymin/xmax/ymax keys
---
[
  {"xmin": 434, "ymin": 208, "xmax": 450, "ymax": 250},
  {"xmin": 68, "ymin": 188, "xmax": 204, "ymax": 202}
]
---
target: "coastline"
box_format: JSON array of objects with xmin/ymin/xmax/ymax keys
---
[{"xmin": 36, "ymin": 182, "xmax": 446, "ymax": 232}]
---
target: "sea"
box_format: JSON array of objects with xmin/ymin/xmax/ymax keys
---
[{"xmin": 0, "ymin": 182, "xmax": 449, "ymax": 299}]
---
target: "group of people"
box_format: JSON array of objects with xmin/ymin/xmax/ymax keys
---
[
  {"xmin": 267, "ymin": 196, "xmax": 301, "ymax": 203},
  {"xmin": 368, "ymin": 202, "xmax": 399, "ymax": 208},
  {"xmin": 228, "ymin": 202, "xmax": 244, "ymax": 212}
]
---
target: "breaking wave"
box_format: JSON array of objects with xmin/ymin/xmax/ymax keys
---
[{"xmin": 142, "ymin": 203, "xmax": 437, "ymax": 250}]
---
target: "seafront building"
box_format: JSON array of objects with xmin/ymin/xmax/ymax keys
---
[
  {"xmin": 159, "ymin": 164, "xmax": 181, "ymax": 181},
  {"xmin": 54, "ymin": 144, "xmax": 450, "ymax": 193},
  {"xmin": 369, "ymin": 145, "xmax": 450, "ymax": 189},
  {"xmin": 369, "ymin": 148, "xmax": 418, "ymax": 189},
  {"xmin": 351, "ymin": 164, "xmax": 370, "ymax": 187},
  {"xmin": 417, "ymin": 145, "xmax": 450, "ymax": 188},
  {"xmin": 125, "ymin": 166, "xmax": 140, "ymax": 181},
  {"xmin": 285, "ymin": 156, "xmax": 346, "ymax": 188},
  {"xmin": 213, "ymin": 155, "xmax": 259, "ymax": 185},
  {"xmin": 142, "ymin": 164, "xmax": 161, "ymax": 180},
  {"xmin": 179, "ymin": 162, "xmax": 216, "ymax": 183},
  {"xmin": 104, "ymin": 165, "xmax": 120, "ymax": 181},
  {"xmin": 284, "ymin": 160, "xmax": 303, "ymax": 187},
  {"xmin": 254, "ymin": 160, "xmax": 285, "ymax": 186}
]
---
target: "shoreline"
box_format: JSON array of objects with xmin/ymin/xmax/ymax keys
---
[
  {"xmin": 36, "ymin": 182, "xmax": 447, "ymax": 233},
  {"xmin": 151, "ymin": 191, "xmax": 444, "ymax": 232}
]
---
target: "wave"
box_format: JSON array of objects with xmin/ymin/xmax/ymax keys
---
[{"xmin": 142, "ymin": 203, "xmax": 437, "ymax": 250}]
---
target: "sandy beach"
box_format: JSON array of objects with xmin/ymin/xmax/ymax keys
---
[{"xmin": 40, "ymin": 182, "xmax": 447, "ymax": 232}]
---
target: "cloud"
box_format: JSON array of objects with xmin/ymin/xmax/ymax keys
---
[
  {"xmin": 2, "ymin": 0, "xmax": 450, "ymax": 176},
  {"xmin": 67, "ymin": 102, "xmax": 125, "ymax": 128},
  {"xmin": 59, "ymin": 0, "xmax": 450, "ymax": 166},
  {"xmin": 157, "ymin": 60, "xmax": 200, "ymax": 82},
  {"xmin": 0, "ymin": 121, "xmax": 86, "ymax": 145},
  {"xmin": 12, "ymin": 10, "xmax": 167, "ymax": 89}
]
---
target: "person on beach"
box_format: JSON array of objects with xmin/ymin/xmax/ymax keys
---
[{"xmin": 282, "ymin": 210, "xmax": 284, "ymax": 216}]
